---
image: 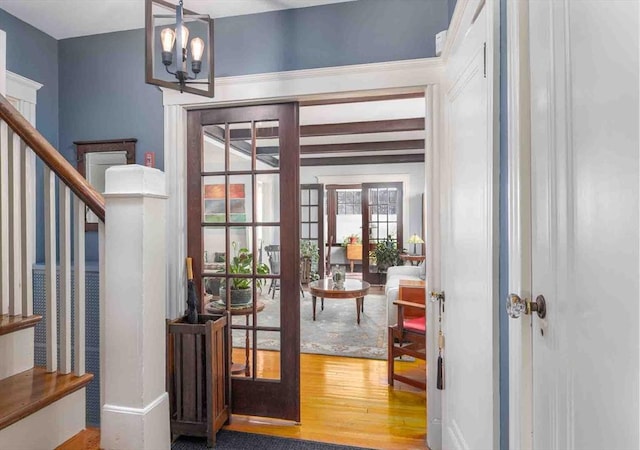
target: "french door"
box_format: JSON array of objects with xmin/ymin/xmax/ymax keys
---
[
  {"xmin": 300, "ymin": 184, "xmax": 324, "ymax": 280},
  {"xmin": 362, "ymin": 182, "xmax": 403, "ymax": 285},
  {"xmin": 187, "ymin": 103, "xmax": 300, "ymax": 421}
]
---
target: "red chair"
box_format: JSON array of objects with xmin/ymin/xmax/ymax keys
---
[{"xmin": 387, "ymin": 298, "xmax": 426, "ymax": 389}]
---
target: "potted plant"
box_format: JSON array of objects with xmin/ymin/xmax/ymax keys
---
[
  {"xmin": 341, "ymin": 234, "xmax": 361, "ymax": 247},
  {"xmin": 300, "ymin": 240, "xmax": 320, "ymax": 283},
  {"xmin": 220, "ymin": 242, "xmax": 270, "ymax": 305},
  {"xmin": 373, "ymin": 236, "xmax": 403, "ymax": 273}
]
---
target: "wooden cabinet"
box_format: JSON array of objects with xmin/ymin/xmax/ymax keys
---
[
  {"xmin": 346, "ymin": 243, "xmax": 362, "ymax": 272},
  {"xmin": 398, "ymin": 279, "xmax": 426, "ymax": 319}
]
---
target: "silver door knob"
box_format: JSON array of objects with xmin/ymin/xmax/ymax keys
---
[{"xmin": 506, "ymin": 294, "xmax": 547, "ymax": 319}]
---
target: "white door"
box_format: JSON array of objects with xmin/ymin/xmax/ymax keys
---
[
  {"xmin": 509, "ymin": 1, "xmax": 639, "ymax": 449},
  {"xmin": 441, "ymin": 1, "xmax": 499, "ymax": 449}
]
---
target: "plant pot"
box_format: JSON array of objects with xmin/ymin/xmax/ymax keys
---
[{"xmin": 220, "ymin": 287, "xmax": 252, "ymax": 305}]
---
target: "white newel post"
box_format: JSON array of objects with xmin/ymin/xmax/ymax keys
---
[{"xmin": 101, "ymin": 165, "xmax": 170, "ymax": 450}]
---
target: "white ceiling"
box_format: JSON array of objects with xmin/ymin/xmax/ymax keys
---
[{"xmin": 0, "ymin": 0, "xmax": 356, "ymax": 40}]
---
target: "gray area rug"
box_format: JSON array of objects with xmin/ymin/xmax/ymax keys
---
[
  {"xmin": 229, "ymin": 292, "xmax": 388, "ymax": 360},
  {"xmin": 173, "ymin": 431, "xmax": 372, "ymax": 449}
]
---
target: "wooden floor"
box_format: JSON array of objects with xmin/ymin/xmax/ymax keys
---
[{"xmin": 59, "ymin": 351, "xmax": 426, "ymax": 450}]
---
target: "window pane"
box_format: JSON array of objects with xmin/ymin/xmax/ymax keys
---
[
  {"xmin": 228, "ymin": 175, "xmax": 252, "ymax": 223},
  {"xmin": 256, "ymin": 173, "xmax": 280, "ymax": 223},
  {"xmin": 203, "ymin": 175, "xmax": 226, "ymax": 223},
  {"xmin": 202, "ymin": 124, "xmax": 226, "ymax": 172},
  {"xmin": 256, "ymin": 331, "xmax": 281, "ymax": 380},
  {"xmin": 203, "ymin": 227, "xmax": 226, "ymax": 269},
  {"xmin": 228, "ymin": 122, "xmax": 253, "ymax": 172},
  {"xmin": 256, "ymin": 120, "xmax": 279, "ymax": 170}
]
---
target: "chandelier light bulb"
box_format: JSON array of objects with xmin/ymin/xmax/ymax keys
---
[
  {"xmin": 191, "ymin": 37, "xmax": 205, "ymax": 62},
  {"xmin": 178, "ymin": 25, "xmax": 189, "ymax": 50},
  {"xmin": 160, "ymin": 28, "xmax": 175, "ymax": 52}
]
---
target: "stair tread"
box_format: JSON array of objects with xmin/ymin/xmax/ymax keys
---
[
  {"xmin": 0, "ymin": 367, "xmax": 93, "ymax": 431},
  {"xmin": 0, "ymin": 314, "xmax": 42, "ymax": 336}
]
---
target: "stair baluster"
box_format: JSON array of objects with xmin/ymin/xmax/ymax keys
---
[
  {"xmin": 44, "ymin": 165, "xmax": 57, "ymax": 373},
  {"xmin": 60, "ymin": 184, "xmax": 72, "ymax": 374}
]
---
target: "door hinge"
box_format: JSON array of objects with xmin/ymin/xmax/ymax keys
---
[{"xmin": 483, "ymin": 42, "xmax": 487, "ymax": 78}]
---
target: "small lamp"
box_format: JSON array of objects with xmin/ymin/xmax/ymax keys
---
[{"xmin": 408, "ymin": 234, "xmax": 425, "ymax": 255}]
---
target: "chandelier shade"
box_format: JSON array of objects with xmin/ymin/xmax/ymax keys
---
[{"xmin": 145, "ymin": 0, "xmax": 215, "ymax": 97}]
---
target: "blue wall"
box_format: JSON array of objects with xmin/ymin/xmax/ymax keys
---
[
  {"xmin": 499, "ymin": 0, "xmax": 509, "ymax": 448},
  {"xmin": 57, "ymin": 0, "xmax": 451, "ymax": 261},
  {"xmin": 0, "ymin": 10, "xmax": 59, "ymax": 264}
]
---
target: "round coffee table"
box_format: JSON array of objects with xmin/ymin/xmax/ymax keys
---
[{"xmin": 308, "ymin": 279, "xmax": 371, "ymax": 324}]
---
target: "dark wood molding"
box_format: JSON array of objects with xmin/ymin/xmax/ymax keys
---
[
  {"xmin": 229, "ymin": 118, "xmax": 425, "ymax": 140},
  {"xmin": 301, "ymin": 153, "xmax": 424, "ymax": 166},
  {"xmin": 0, "ymin": 95, "xmax": 105, "ymax": 222},
  {"xmin": 75, "ymin": 138, "xmax": 137, "ymax": 231},
  {"xmin": 257, "ymin": 139, "xmax": 425, "ymax": 155},
  {"xmin": 299, "ymin": 92, "xmax": 425, "ymax": 107},
  {"xmin": 0, "ymin": 367, "xmax": 93, "ymax": 431},
  {"xmin": 301, "ymin": 118, "xmax": 425, "ymax": 137}
]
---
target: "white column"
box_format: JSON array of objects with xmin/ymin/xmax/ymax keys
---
[
  {"xmin": 101, "ymin": 165, "xmax": 170, "ymax": 450},
  {"xmin": 164, "ymin": 104, "xmax": 187, "ymax": 320}
]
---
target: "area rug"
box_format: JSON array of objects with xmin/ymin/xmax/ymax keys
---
[
  {"xmin": 172, "ymin": 430, "xmax": 372, "ymax": 449},
  {"xmin": 229, "ymin": 292, "xmax": 388, "ymax": 360}
]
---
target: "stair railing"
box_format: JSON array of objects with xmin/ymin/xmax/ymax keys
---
[{"xmin": 0, "ymin": 93, "xmax": 104, "ymax": 376}]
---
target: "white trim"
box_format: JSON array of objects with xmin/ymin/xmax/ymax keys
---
[
  {"xmin": 441, "ymin": 0, "xmax": 470, "ymax": 61},
  {"xmin": 161, "ymin": 58, "xmax": 444, "ymax": 107},
  {"xmin": 506, "ymin": 1, "xmax": 533, "ymax": 449},
  {"xmin": 162, "ymin": 57, "xmax": 444, "ymax": 448},
  {"xmin": 425, "ymin": 84, "xmax": 442, "ymax": 450},
  {"xmin": 6, "ymin": 71, "xmax": 42, "ymax": 105},
  {"xmin": 103, "ymin": 392, "xmax": 169, "ymax": 416}
]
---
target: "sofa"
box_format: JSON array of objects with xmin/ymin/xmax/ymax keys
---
[{"xmin": 385, "ymin": 263, "xmax": 425, "ymax": 326}]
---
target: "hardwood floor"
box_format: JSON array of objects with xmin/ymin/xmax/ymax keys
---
[{"xmin": 58, "ymin": 352, "xmax": 426, "ymax": 450}]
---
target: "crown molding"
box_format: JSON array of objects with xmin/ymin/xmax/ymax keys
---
[
  {"xmin": 7, "ymin": 71, "xmax": 42, "ymax": 105},
  {"xmin": 161, "ymin": 58, "xmax": 444, "ymax": 107}
]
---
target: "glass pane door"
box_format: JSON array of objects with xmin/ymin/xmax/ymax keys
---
[
  {"xmin": 300, "ymin": 184, "xmax": 324, "ymax": 281},
  {"xmin": 362, "ymin": 182, "xmax": 403, "ymax": 285},
  {"xmin": 187, "ymin": 103, "xmax": 300, "ymax": 421}
]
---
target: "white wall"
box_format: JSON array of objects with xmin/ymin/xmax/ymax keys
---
[{"xmin": 301, "ymin": 162, "xmax": 426, "ymax": 248}]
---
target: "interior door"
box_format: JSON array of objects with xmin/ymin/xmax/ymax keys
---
[
  {"xmin": 187, "ymin": 103, "xmax": 300, "ymax": 421},
  {"xmin": 440, "ymin": 3, "xmax": 498, "ymax": 449},
  {"xmin": 300, "ymin": 184, "xmax": 324, "ymax": 280},
  {"xmin": 524, "ymin": 2, "xmax": 639, "ymax": 449},
  {"xmin": 362, "ymin": 182, "xmax": 403, "ymax": 285}
]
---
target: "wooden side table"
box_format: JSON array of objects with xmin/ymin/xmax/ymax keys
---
[
  {"xmin": 205, "ymin": 300, "xmax": 265, "ymax": 376},
  {"xmin": 398, "ymin": 279, "xmax": 426, "ymax": 319}
]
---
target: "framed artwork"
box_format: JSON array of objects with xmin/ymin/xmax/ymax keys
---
[{"xmin": 204, "ymin": 184, "xmax": 246, "ymax": 222}]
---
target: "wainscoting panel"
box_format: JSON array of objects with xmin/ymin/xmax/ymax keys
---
[{"xmin": 33, "ymin": 264, "xmax": 100, "ymax": 426}]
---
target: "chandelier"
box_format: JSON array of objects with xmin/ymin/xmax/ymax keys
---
[{"xmin": 145, "ymin": 0, "xmax": 215, "ymax": 97}]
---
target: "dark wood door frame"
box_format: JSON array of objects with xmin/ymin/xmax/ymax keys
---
[
  {"xmin": 187, "ymin": 103, "xmax": 300, "ymax": 422},
  {"xmin": 300, "ymin": 184, "xmax": 325, "ymax": 280}
]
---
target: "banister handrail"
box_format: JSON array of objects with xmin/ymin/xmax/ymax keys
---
[{"xmin": 0, "ymin": 94, "xmax": 105, "ymax": 222}]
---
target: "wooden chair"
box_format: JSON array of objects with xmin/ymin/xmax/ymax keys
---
[
  {"xmin": 265, "ymin": 245, "xmax": 280, "ymax": 299},
  {"xmin": 387, "ymin": 297, "xmax": 426, "ymax": 390}
]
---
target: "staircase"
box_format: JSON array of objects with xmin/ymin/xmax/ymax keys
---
[{"xmin": 0, "ymin": 91, "xmax": 104, "ymax": 449}]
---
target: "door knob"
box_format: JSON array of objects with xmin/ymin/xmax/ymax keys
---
[{"xmin": 506, "ymin": 294, "xmax": 547, "ymax": 319}]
